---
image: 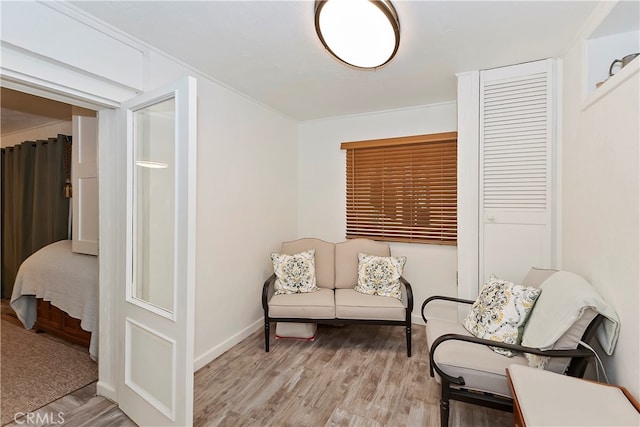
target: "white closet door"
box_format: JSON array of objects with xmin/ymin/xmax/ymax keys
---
[{"xmin": 479, "ymin": 59, "xmax": 557, "ymax": 285}]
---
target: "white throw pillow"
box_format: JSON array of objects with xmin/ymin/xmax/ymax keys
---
[
  {"xmin": 463, "ymin": 275, "xmax": 541, "ymax": 357},
  {"xmin": 354, "ymin": 253, "xmax": 407, "ymax": 300},
  {"xmin": 271, "ymin": 249, "xmax": 319, "ymax": 295}
]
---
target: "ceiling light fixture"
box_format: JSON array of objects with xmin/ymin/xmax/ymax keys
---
[{"xmin": 315, "ymin": 0, "xmax": 400, "ymax": 69}]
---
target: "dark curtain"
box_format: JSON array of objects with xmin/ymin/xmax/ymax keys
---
[{"xmin": 1, "ymin": 134, "xmax": 71, "ymax": 298}]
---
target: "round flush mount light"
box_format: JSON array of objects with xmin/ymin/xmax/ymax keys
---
[{"xmin": 315, "ymin": 0, "xmax": 400, "ymax": 69}]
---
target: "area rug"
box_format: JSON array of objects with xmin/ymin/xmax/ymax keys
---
[{"xmin": 0, "ymin": 319, "xmax": 98, "ymax": 425}]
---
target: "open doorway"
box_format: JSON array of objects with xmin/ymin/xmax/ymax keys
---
[
  {"xmin": 1, "ymin": 71, "xmax": 197, "ymax": 425},
  {"xmin": 1, "ymin": 87, "xmax": 100, "ymax": 424}
]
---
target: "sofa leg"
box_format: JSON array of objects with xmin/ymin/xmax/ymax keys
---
[
  {"xmin": 406, "ymin": 325, "xmax": 412, "ymax": 357},
  {"xmin": 264, "ymin": 321, "xmax": 270, "ymax": 352},
  {"xmin": 440, "ymin": 399, "xmax": 450, "ymax": 427},
  {"xmin": 440, "ymin": 381, "xmax": 451, "ymax": 427}
]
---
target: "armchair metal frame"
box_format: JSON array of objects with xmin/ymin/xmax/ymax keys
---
[
  {"xmin": 421, "ymin": 296, "xmax": 604, "ymax": 427},
  {"xmin": 262, "ymin": 274, "xmax": 414, "ymax": 356}
]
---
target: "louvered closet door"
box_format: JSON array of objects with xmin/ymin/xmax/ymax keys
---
[{"xmin": 479, "ymin": 59, "xmax": 556, "ymax": 285}]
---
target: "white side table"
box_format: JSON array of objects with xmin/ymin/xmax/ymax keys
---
[{"xmin": 507, "ymin": 364, "xmax": 640, "ymax": 427}]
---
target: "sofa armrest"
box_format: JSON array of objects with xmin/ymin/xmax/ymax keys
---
[
  {"xmin": 400, "ymin": 276, "xmax": 413, "ymax": 313},
  {"xmin": 421, "ymin": 295, "xmax": 475, "ymax": 323},
  {"xmin": 429, "ymin": 333, "xmax": 595, "ymax": 386},
  {"xmin": 262, "ymin": 273, "xmax": 276, "ymax": 314}
]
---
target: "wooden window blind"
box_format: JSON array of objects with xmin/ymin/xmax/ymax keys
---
[{"xmin": 341, "ymin": 132, "xmax": 457, "ymax": 245}]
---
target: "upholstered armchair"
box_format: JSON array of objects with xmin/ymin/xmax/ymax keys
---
[{"xmin": 422, "ymin": 268, "xmax": 619, "ymax": 427}]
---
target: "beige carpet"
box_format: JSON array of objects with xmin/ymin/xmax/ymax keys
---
[{"xmin": 0, "ymin": 319, "xmax": 98, "ymax": 425}]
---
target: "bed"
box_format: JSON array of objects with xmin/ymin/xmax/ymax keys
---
[{"xmin": 10, "ymin": 240, "xmax": 98, "ymax": 360}]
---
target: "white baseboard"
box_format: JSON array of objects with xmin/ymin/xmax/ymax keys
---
[
  {"xmin": 412, "ymin": 313, "xmax": 426, "ymax": 326},
  {"xmin": 96, "ymin": 381, "xmax": 117, "ymax": 402},
  {"xmin": 195, "ymin": 316, "xmax": 429, "ymax": 372},
  {"xmin": 94, "ymin": 320, "xmax": 264, "ymax": 402},
  {"xmin": 194, "ymin": 319, "xmax": 263, "ymax": 371}
]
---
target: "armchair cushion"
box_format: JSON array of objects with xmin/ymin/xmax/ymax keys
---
[
  {"xmin": 354, "ymin": 253, "xmax": 407, "ymax": 300},
  {"xmin": 426, "ymin": 318, "xmax": 529, "ymax": 397},
  {"xmin": 271, "ymin": 249, "xmax": 320, "ymax": 295},
  {"xmin": 463, "ymin": 275, "xmax": 541, "ymax": 356},
  {"xmin": 335, "ymin": 289, "xmax": 405, "ymax": 321}
]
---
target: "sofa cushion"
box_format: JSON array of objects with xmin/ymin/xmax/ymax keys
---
[
  {"xmin": 268, "ymin": 288, "xmax": 335, "ymax": 319},
  {"xmin": 335, "ymin": 239, "xmax": 390, "ymax": 289},
  {"xmin": 355, "ymin": 253, "xmax": 406, "ymax": 300},
  {"xmin": 426, "ymin": 318, "xmax": 529, "ymax": 397},
  {"xmin": 335, "ymin": 289, "xmax": 405, "ymax": 321},
  {"xmin": 282, "ymin": 238, "xmax": 335, "ymax": 289},
  {"xmin": 463, "ymin": 275, "xmax": 541, "ymax": 357},
  {"xmin": 271, "ymin": 250, "xmax": 320, "ymax": 295}
]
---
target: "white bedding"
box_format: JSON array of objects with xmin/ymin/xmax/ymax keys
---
[{"xmin": 10, "ymin": 240, "xmax": 99, "ymax": 360}]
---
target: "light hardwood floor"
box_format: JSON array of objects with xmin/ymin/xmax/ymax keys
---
[
  {"xmin": 4, "ymin": 383, "xmax": 135, "ymax": 427},
  {"xmin": 193, "ymin": 324, "xmax": 511, "ymax": 427},
  {"xmin": 7, "ymin": 324, "xmax": 513, "ymax": 426}
]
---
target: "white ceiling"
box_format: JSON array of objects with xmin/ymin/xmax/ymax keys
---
[
  {"xmin": 6, "ymin": 1, "xmax": 601, "ymax": 125},
  {"xmin": 67, "ymin": 0, "xmax": 599, "ymax": 121}
]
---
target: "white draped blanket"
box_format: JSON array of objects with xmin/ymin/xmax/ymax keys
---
[
  {"xmin": 10, "ymin": 240, "xmax": 99, "ymax": 360},
  {"xmin": 522, "ymin": 271, "xmax": 620, "ymax": 355}
]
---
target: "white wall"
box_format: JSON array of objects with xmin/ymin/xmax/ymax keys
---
[
  {"xmin": 298, "ymin": 103, "xmax": 459, "ymax": 323},
  {"xmin": 192, "ymin": 72, "xmax": 299, "ymax": 368},
  {"xmin": 144, "ymin": 52, "xmax": 300, "ymax": 369},
  {"xmin": 1, "ymin": 1, "xmax": 299, "ymax": 394},
  {"xmin": 561, "ymin": 40, "xmax": 639, "ymax": 396},
  {"xmin": 1, "ymin": 121, "xmax": 72, "ymax": 148}
]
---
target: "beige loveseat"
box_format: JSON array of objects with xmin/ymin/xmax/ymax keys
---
[
  {"xmin": 262, "ymin": 238, "xmax": 414, "ymax": 356},
  {"xmin": 422, "ymin": 267, "xmax": 617, "ymax": 427}
]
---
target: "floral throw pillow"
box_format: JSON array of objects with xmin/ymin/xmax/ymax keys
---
[
  {"xmin": 271, "ymin": 249, "xmax": 319, "ymax": 295},
  {"xmin": 354, "ymin": 253, "xmax": 407, "ymax": 300},
  {"xmin": 463, "ymin": 275, "xmax": 541, "ymax": 357}
]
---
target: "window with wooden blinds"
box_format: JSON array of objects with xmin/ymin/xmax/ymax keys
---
[{"xmin": 341, "ymin": 132, "xmax": 457, "ymax": 245}]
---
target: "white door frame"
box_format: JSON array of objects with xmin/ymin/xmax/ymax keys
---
[{"xmin": 0, "ymin": 74, "xmax": 135, "ymax": 402}]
